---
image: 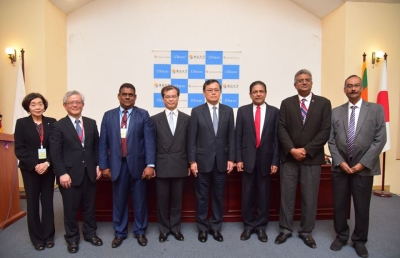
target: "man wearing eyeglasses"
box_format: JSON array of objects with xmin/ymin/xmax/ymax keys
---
[
  {"xmin": 275, "ymin": 69, "xmax": 331, "ymax": 249},
  {"xmin": 328, "ymin": 75, "xmax": 386, "ymax": 258},
  {"xmin": 99, "ymin": 83, "xmax": 156, "ymax": 248},
  {"xmin": 50, "ymin": 90, "xmax": 103, "ymax": 254},
  {"xmin": 187, "ymin": 79, "xmax": 235, "ymax": 243},
  {"xmin": 151, "ymin": 85, "xmax": 190, "ymax": 243}
]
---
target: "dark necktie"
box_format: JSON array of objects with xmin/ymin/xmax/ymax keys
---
[
  {"xmin": 255, "ymin": 106, "xmax": 261, "ymax": 148},
  {"xmin": 212, "ymin": 106, "xmax": 218, "ymax": 135},
  {"xmin": 300, "ymin": 98, "xmax": 308, "ymax": 124},
  {"xmin": 121, "ymin": 110, "xmax": 128, "ymax": 157},
  {"xmin": 348, "ymin": 106, "xmax": 357, "ymax": 157}
]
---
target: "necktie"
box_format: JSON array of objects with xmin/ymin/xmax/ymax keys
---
[
  {"xmin": 255, "ymin": 106, "xmax": 261, "ymax": 148},
  {"xmin": 300, "ymin": 98, "xmax": 308, "ymax": 124},
  {"xmin": 121, "ymin": 110, "xmax": 128, "ymax": 157},
  {"xmin": 348, "ymin": 106, "xmax": 357, "ymax": 158},
  {"xmin": 75, "ymin": 119, "xmax": 84, "ymax": 144},
  {"xmin": 212, "ymin": 106, "xmax": 218, "ymax": 135},
  {"xmin": 168, "ymin": 111, "xmax": 175, "ymax": 135}
]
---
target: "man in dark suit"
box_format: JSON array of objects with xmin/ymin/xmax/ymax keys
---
[
  {"xmin": 275, "ymin": 69, "xmax": 331, "ymax": 249},
  {"xmin": 151, "ymin": 85, "xmax": 190, "ymax": 243},
  {"xmin": 50, "ymin": 90, "xmax": 103, "ymax": 254},
  {"xmin": 99, "ymin": 83, "xmax": 156, "ymax": 248},
  {"xmin": 328, "ymin": 75, "xmax": 386, "ymax": 258},
  {"xmin": 188, "ymin": 79, "xmax": 235, "ymax": 243},
  {"xmin": 236, "ymin": 81, "xmax": 280, "ymax": 243}
]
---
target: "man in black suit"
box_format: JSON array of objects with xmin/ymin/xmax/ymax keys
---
[
  {"xmin": 151, "ymin": 85, "xmax": 190, "ymax": 243},
  {"xmin": 50, "ymin": 90, "xmax": 103, "ymax": 254},
  {"xmin": 187, "ymin": 79, "xmax": 235, "ymax": 243},
  {"xmin": 328, "ymin": 75, "xmax": 386, "ymax": 258},
  {"xmin": 236, "ymin": 81, "xmax": 280, "ymax": 243},
  {"xmin": 275, "ymin": 69, "xmax": 331, "ymax": 249}
]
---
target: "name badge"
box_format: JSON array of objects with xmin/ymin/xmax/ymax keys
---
[
  {"xmin": 120, "ymin": 128, "xmax": 127, "ymax": 138},
  {"xmin": 38, "ymin": 148, "xmax": 47, "ymax": 159}
]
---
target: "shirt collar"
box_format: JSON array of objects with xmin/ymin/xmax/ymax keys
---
[
  {"xmin": 68, "ymin": 115, "xmax": 82, "ymax": 124},
  {"xmin": 298, "ymin": 93, "xmax": 312, "ymax": 102},
  {"xmin": 348, "ymin": 99, "xmax": 363, "ymax": 109},
  {"xmin": 119, "ymin": 106, "xmax": 133, "ymax": 114},
  {"xmin": 165, "ymin": 109, "xmax": 177, "ymax": 116},
  {"xmin": 253, "ymin": 103, "xmax": 266, "ymax": 109},
  {"xmin": 207, "ymin": 102, "xmax": 220, "ymax": 110}
]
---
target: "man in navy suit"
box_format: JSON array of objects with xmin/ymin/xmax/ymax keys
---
[
  {"xmin": 236, "ymin": 81, "xmax": 280, "ymax": 243},
  {"xmin": 187, "ymin": 79, "xmax": 235, "ymax": 243},
  {"xmin": 99, "ymin": 83, "xmax": 156, "ymax": 248}
]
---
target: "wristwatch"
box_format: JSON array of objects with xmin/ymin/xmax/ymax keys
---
[{"xmin": 45, "ymin": 161, "xmax": 50, "ymax": 167}]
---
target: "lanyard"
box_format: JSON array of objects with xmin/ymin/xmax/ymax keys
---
[{"xmin": 36, "ymin": 123, "xmax": 44, "ymax": 148}]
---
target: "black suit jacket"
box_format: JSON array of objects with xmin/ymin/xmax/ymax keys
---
[
  {"xmin": 14, "ymin": 115, "xmax": 56, "ymax": 171},
  {"xmin": 50, "ymin": 116, "xmax": 99, "ymax": 186},
  {"xmin": 151, "ymin": 110, "xmax": 190, "ymax": 178},
  {"xmin": 187, "ymin": 103, "xmax": 235, "ymax": 172},
  {"xmin": 278, "ymin": 94, "xmax": 331, "ymax": 165},
  {"xmin": 235, "ymin": 103, "xmax": 280, "ymax": 175}
]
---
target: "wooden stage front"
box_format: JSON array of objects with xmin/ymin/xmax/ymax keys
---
[{"xmin": 90, "ymin": 165, "xmax": 334, "ymax": 222}]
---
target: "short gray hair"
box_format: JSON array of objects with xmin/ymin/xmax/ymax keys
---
[
  {"xmin": 63, "ymin": 90, "xmax": 85, "ymax": 104},
  {"xmin": 294, "ymin": 69, "xmax": 312, "ymax": 83}
]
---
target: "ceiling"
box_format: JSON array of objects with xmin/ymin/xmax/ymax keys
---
[{"xmin": 50, "ymin": 0, "xmax": 400, "ymax": 19}]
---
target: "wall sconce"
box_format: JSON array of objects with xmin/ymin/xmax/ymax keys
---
[
  {"xmin": 5, "ymin": 47, "xmax": 16, "ymax": 64},
  {"xmin": 372, "ymin": 51, "xmax": 384, "ymax": 65}
]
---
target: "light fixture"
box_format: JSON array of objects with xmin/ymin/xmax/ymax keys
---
[
  {"xmin": 372, "ymin": 50, "xmax": 384, "ymax": 65},
  {"xmin": 5, "ymin": 47, "xmax": 16, "ymax": 64}
]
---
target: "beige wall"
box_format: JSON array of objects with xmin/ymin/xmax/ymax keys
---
[{"xmin": 322, "ymin": 2, "xmax": 400, "ymax": 193}]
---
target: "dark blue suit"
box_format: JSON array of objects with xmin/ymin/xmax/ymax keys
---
[{"xmin": 99, "ymin": 106, "xmax": 155, "ymax": 236}]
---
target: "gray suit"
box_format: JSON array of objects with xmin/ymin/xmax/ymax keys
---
[
  {"xmin": 328, "ymin": 101, "xmax": 386, "ymax": 244},
  {"xmin": 151, "ymin": 110, "xmax": 190, "ymax": 234}
]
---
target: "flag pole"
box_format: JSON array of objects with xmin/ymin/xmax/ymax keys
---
[
  {"xmin": 21, "ymin": 49, "xmax": 25, "ymax": 81},
  {"xmin": 373, "ymin": 53, "xmax": 392, "ymax": 197}
]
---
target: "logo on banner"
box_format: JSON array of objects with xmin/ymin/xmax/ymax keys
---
[
  {"xmin": 171, "ymin": 51, "xmax": 188, "ymax": 64},
  {"xmin": 188, "ymin": 65, "xmax": 205, "ymax": 79},
  {"xmin": 172, "ymin": 69, "xmax": 188, "ymax": 74},
  {"xmin": 223, "ymin": 83, "xmax": 239, "ymax": 88},
  {"xmin": 189, "ymin": 54, "xmax": 205, "ymax": 59},
  {"xmin": 206, "ymin": 51, "xmax": 223, "ymax": 65},
  {"xmin": 223, "ymin": 65, "xmax": 240, "ymax": 79},
  {"xmin": 154, "ymin": 83, "xmax": 170, "ymax": 88}
]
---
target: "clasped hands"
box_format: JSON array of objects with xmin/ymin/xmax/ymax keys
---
[
  {"xmin": 339, "ymin": 162, "xmax": 365, "ymax": 174},
  {"xmin": 35, "ymin": 162, "xmax": 48, "ymax": 175}
]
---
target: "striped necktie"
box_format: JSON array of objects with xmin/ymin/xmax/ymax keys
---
[
  {"xmin": 348, "ymin": 106, "xmax": 357, "ymax": 157},
  {"xmin": 300, "ymin": 98, "xmax": 308, "ymax": 124}
]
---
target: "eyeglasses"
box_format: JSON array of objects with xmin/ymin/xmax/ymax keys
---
[
  {"xmin": 164, "ymin": 95, "xmax": 178, "ymax": 99},
  {"xmin": 65, "ymin": 101, "xmax": 83, "ymax": 106},
  {"xmin": 296, "ymin": 79, "xmax": 312, "ymax": 83},
  {"xmin": 345, "ymin": 83, "xmax": 361, "ymax": 89},
  {"xmin": 120, "ymin": 93, "xmax": 135, "ymax": 98},
  {"xmin": 205, "ymin": 88, "xmax": 220, "ymax": 93}
]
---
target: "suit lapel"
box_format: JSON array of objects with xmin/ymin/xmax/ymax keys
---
[
  {"xmin": 246, "ymin": 105, "xmax": 255, "ymax": 133},
  {"xmin": 261, "ymin": 103, "xmax": 272, "ymax": 142},
  {"xmin": 217, "ymin": 105, "xmax": 226, "ymax": 137},
  {"xmin": 63, "ymin": 116, "xmax": 82, "ymax": 145},
  {"xmin": 201, "ymin": 104, "xmax": 215, "ymax": 135},
  {"xmin": 42, "ymin": 116, "xmax": 51, "ymax": 147},
  {"xmin": 113, "ymin": 108, "xmax": 120, "ymax": 138},
  {"xmin": 26, "ymin": 116, "xmax": 41, "ymax": 146},
  {"xmin": 292, "ymin": 96, "xmax": 304, "ymax": 125},
  {"xmin": 340, "ymin": 104, "xmax": 349, "ymax": 139},
  {"xmin": 303, "ymin": 94, "xmax": 316, "ymax": 126},
  {"xmin": 159, "ymin": 112, "xmax": 174, "ymax": 138},
  {"xmin": 174, "ymin": 111, "xmax": 186, "ymax": 138},
  {"xmin": 355, "ymin": 101, "xmax": 369, "ymax": 138}
]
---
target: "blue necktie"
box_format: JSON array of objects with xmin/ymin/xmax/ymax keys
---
[
  {"xmin": 168, "ymin": 111, "xmax": 175, "ymax": 135},
  {"xmin": 348, "ymin": 106, "xmax": 357, "ymax": 157},
  {"xmin": 75, "ymin": 119, "xmax": 84, "ymax": 144},
  {"xmin": 212, "ymin": 106, "xmax": 218, "ymax": 135},
  {"xmin": 300, "ymin": 98, "xmax": 308, "ymax": 124}
]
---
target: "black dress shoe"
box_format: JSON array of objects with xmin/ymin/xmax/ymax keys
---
[
  {"xmin": 274, "ymin": 232, "xmax": 292, "ymax": 244},
  {"xmin": 255, "ymin": 229, "xmax": 268, "ymax": 243},
  {"xmin": 134, "ymin": 234, "xmax": 148, "ymax": 246},
  {"xmin": 198, "ymin": 231, "xmax": 208, "ymax": 243},
  {"xmin": 67, "ymin": 242, "xmax": 79, "ymax": 254},
  {"xmin": 330, "ymin": 238, "xmax": 346, "ymax": 251},
  {"xmin": 354, "ymin": 244, "xmax": 369, "ymax": 258},
  {"xmin": 240, "ymin": 229, "xmax": 253, "ymax": 241},
  {"xmin": 159, "ymin": 233, "xmax": 168, "ymax": 243},
  {"xmin": 45, "ymin": 241, "xmax": 54, "ymax": 248},
  {"xmin": 171, "ymin": 232, "xmax": 184, "ymax": 241},
  {"xmin": 34, "ymin": 244, "xmax": 45, "ymax": 251},
  {"xmin": 209, "ymin": 230, "xmax": 223, "ymax": 242},
  {"xmin": 112, "ymin": 236, "xmax": 126, "ymax": 248},
  {"xmin": 84, "ymin": 236, "xmax": 103, "ymax": 246},
  {"xmin": 299, "ymin": 234, "xmax": 317, "ymax": 249}
]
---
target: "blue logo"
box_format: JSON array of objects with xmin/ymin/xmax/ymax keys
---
[
  {"xmin": 206, "ymin": 51, "xmax": 223, "ymax": 65},
  {"xmin": 171, "ymin": 79, "xmax": 188, "ymax": 93},
  {"xmin": 154, "ymin": 93, "xmax": 164, "ymax": 108},
  {"xmin": 188, "ymin": 65, "xmax": 205, "ymax": 79},
  {"xmin": 222, "ymin": 94, "xmax": 239, "ymax": 108},
  {"xmin": 171, "ymin": 50, "xmax": 188, "ymax": 64},
  {"xmin": 222, "ymin": 65, "xmax": 240, "ymax": 79},
  {"xmin": 188, "ymin": 93, "xmax": 205, "ymax": 108},
  {"xmin": 154, "ymin": 64, "xmax": 171, "ymax": 78}
]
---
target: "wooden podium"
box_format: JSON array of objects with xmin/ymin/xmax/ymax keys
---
[{"xmin": 0, "ymin": 133, "xmax": 26, "ymax": 230}]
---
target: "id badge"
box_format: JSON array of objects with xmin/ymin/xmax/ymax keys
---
[
  {"xmin": 120, "ymin": 128, "xmax": 127, "ymax": 138},
  {"xmin": 38, "ymin": 148, "xmax": 47, "ymax": 159}
]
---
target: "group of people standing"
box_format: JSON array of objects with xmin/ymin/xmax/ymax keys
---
[{"xmin": 14, "ymin": 69, "xmax": 386, "ymax": 258}]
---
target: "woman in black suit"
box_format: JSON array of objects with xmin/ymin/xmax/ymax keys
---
[{"xmin": 14, "ymin": 93, "xmax": 56, "ymax": 251}]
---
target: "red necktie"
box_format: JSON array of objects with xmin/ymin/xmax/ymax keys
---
[
  {"xmin": 121, "ymin": 110, "xmax": 128, "ymax": 157},
  {"xmin": 255, "ymin": 106, "xmax": 261, "ymax": 148}
]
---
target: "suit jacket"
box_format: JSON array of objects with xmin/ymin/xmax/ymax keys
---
[
  {"xmin": 99, "ymin": 106, "xmax": 156, "ymax": 180},
  {"xmin": 50, "ymin": 116, "xmax": 99, "ymax": 186},
  {"xmin": 187, "ymin": 103, "xmax": 235, "ymax": 172},
  {"xmin": 151, "ymin": 110, "xmax": 190, "ymax": 178},
  {"xmin": 328, "ymin": 101, "xmax": 387, "ymax": 176},
  {"xmin": 235, "ymin": 103, "xmax": 280, "ymax": 175},
  {"xmin": 278, "ymin": 94, "xmax": 331, "ymax": 165},
  {"xmin": 14, "ymin": 115, "xmax": 56, "ymax": 171}
]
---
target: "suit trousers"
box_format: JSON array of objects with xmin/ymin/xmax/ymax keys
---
[
  {"xmin": 195, "ymin": 159, "xmax": 227, "ymax": 232},
  {"xmin": 21, "ymin": 168, "xmax": 55, "ymax": 245},
  {"xmin": 241, "ymin": 150, "xmax": 271, "ymax": 230},
  {"xmin": 112, "ymin": 159, "xmax": 148, "ymax": 237},
  {"xmin": 59, "ymin": 170, "xmax": 97, "ymax": 243},
  {"xmin": 332, "ymin": 171, "xmax": 373, "ymax": 244},
  {"xmin": 156, "ymin": 177, "xmax": 186, "ymax": 234},
  {"xmin": 279, "ymin": 162, "xmax": 321, "ymax": 234}
]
